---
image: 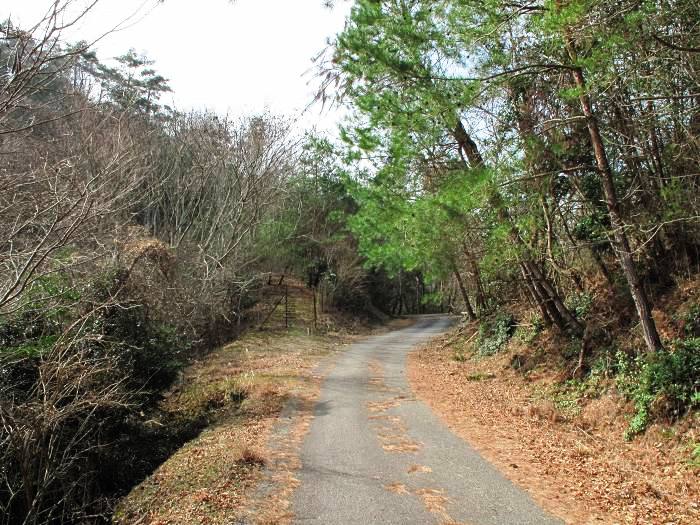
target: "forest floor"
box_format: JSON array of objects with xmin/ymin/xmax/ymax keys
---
[{"xmin": 408, "ymin": 331, "xmax": 699, "ymax": 524}]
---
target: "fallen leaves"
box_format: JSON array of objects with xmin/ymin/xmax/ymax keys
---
[
  {"xmin": 408, "ymin": 339, "xmax": 700, "ymax": 525},
  {"xmin": 408, "ymin": 464, "xmax": 433, "ymax": 474},
  {"xmin": 384, "ymin": 482, "xmax": 410, "ymax": 495}
]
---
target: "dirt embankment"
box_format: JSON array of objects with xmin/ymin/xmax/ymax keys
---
[
  {"xmin": 113, "ymin": 329, "xmax": 354, "ymax": 525},
  {"xmin": 408, "ymin": 335, "xmax": 699, "ymax": 525}
]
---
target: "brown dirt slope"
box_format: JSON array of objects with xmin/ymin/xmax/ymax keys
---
[{"xmin": 408, "ymin": 333, "xmax": 699, "ymax": 525}]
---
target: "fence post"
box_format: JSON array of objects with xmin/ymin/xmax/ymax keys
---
[{"xmin": 313, "ymin": 286, "xmax": 317, "ymax": 332}]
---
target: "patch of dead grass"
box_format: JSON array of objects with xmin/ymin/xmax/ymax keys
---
[
  {"xmin": 381, "ymin": 439, "xmax": 422, "ymax": 453},
  {"xmin": 114, "ymin": 330, "xmax": 353, "ymax": 525},
  {"xmin": 415, "ymin": 488, "xmax": 451, "ymax": 521},
  {"xmin": 367, "ymin": 399, "xmax": 401, "ymax": 413}
]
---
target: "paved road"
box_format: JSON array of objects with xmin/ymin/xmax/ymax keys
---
[{"xmin": 291, "ymin": 315, "xmax": 563, "ymax": 525}]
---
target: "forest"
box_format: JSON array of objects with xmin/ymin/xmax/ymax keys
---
[{"xmin": 1, "ymin": 0, "xmax": 699, "ymax": 523}]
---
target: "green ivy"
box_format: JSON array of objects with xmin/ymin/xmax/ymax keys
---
[
  {"xmin": 477, "ymin": 313, "xmax": 515, "ymax": 356},
  {"xmin": 617, "ymin": 339, "xmax": 700, "ymax": 440}
]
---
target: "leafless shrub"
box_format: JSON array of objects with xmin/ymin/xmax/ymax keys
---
[{"xmin": 0, "ymin": 342, "xmax": 131, "ymax": 525}]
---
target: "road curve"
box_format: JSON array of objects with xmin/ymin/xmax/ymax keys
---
[{"xmin": 291, "ymin": 315, "xmax": 563, "ymax": 525}]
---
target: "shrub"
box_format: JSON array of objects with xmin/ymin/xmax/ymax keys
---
[
  {"xmin": 0, "ymin": 345, "xmax": 132, "ymax": 524},
  {"xmin": 690, "ymin": 442, "xmax": 700, "ymax": 469},
  {"xmin": 98, "ymin": 301, "xmax": 186, "ymax": 395},
  {"xmin": 565, "ymin": 292, "xmax": 593, "ymax": 321},
  {"xmin": 0, "ymin": 267, "xmax": 191, "ymax": 523},
  {"xmin": 678, "ymin": 304, "xmax": 700, "ymax": 337},
  {"xmin": 516, "ymin": 312, "xmax": 544, "ymax": 344},
  {"xmin": 618, "ymin": 338, "xmax": 700, "ymax": 439},
  {"xmin": 477, "ymin": 312, "xmax": 515, "ymax": 356}
]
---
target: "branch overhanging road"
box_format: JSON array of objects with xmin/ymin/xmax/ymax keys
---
[{"xmin": 290, "ymin": 315, "xmax": 563, "ymax": 525}]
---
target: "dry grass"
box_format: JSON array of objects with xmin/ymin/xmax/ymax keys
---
[
  {"xmin": 415, "ymin": 487, "xmax": 450, "ymax": 518},
  {"xmin": 367, "ymin": 399, "xmax": 401, "ymax": 413},
  {"xmin": 380, "ymin": 439, "xmax": 422, "ymax": 453},
  {"xmin": 114, "ymin": 330, "xmax": 354, "ymax": 525},
  {"xmin": 385, "ymin": 482, "xmax": 410, "ymax": 495},
  {"xmin": 239, "ymin": 446, "xmax": 267, "ymax": 466}
]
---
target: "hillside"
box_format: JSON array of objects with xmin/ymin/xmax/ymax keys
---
[{"xmin": 410, "ymin": 279, "xmax": 700, "ymax": 524}]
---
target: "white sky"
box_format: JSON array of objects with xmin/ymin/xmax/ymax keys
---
[{"xmin": 1, "ymin": 0, "xmax": 350, "ymax": 131}]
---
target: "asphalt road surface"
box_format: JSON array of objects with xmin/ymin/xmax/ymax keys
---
[{"xmin": 291, "ymin": 315, "xmax": 563, "ymax": 525}]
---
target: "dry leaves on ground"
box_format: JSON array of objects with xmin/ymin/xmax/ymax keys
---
[{"xmin": 408, "ymin": 338, "xmax": 699, "ymax": 525}]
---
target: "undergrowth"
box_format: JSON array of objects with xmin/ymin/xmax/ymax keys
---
[
  {"xmin": 617, "ymin": 338, "xmax": 700, "ymax": 440},
  {"xmin": 690, "ymin": 442, "xmax": 700, "ymax": 469},
  {"xmin": 534, "ymin": 375, "xmax": 605, "ymax": 420},
  {"xmin": 515, "ymin": 312, "xmax": 544, "ymax": 345},
  {"xmin": 565, "ymin": 292, "xmax": 593, "ymax": 321},
  {"xmin": 466, "ymin": 304, "xmax": 700, "ymax": 442},
  {"xmin": 477, "ymin": 312, "xmax": 515, "ymax": 356}
]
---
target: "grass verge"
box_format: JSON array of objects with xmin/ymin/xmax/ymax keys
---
[{"xmin": 113, "ymin": 329, "xmax": 353, "ymax": 525}]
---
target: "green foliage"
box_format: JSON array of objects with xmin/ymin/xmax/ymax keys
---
[
  {"xmin": 96, "ymin": 300, "xmax": 187, "ymax": 394},
  {"xmin": 96, "ymin": 49, "xmax": 172, "ymax": 115},
  {"xmin": 659, "ymin": 179, "xmax": 689, "ymax": 221},
  {"xmin": 535, "ymin": 375, "xmax": 604, "ymax": 419},
  {"xmin": 690, "ymin": 442, "xmax": 700, "ymax": 469},
  {"xmin": 8, "ymin": 335, "xmax": 59, "ymax": 358},
  {"xmin": 23, "ymin": 273, "xmax": 81, "ymax": 318},
  {"xmin": 589, "ymin": 345, "xmax": 618, "ymax": 378},
  {"xmin": 559, "ymin": 338, "xmax": 581, "ymax": 361},
  {"xmin": 677, "ymin": 304, "xmax": 700, "ymax": 338},
  {"xmin": 453, "ymin": 346, "xmax": 467, "ymax": 362},
  {"xmin": 565, "ymin": 292, "xmax": 593, "ymax": 320},
  {"xmin": 466, "ymin": 372, "xmax": 496, "ymax": 381},
  {"xmin": 2, "ymin": 268, "xmax": 187, "ymax": 393},
  {"xmin": 572, "ymin": 211, "xmax": 609, "ymax": 245},
  {"xmin": 477, "ymin": 312, "xmax": 516, "ymax": 356},
  {"xmin": 0, "ymin": 273, "xmax": 80, "ymax": 358},
  {"xmin": 516, "ymin": 312, "xmax": 544, "ymax": 344},
  {"xmin": 617, "ymin": 339, "xmax": 700, "ymax": 439}
]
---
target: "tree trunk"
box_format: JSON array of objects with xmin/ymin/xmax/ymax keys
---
[
  {"xmin": 525, "ymin": 260, "xmax": 584, "ymax": 335},
  {"xmin": 454, "ymin": 119, "xmax": 485, "ymax": 168},
  {"xmin": 524, "ymin": 261, "xmax": 569, "ymax": 331},
  {"xmin": 463, "ymin": 244, "xmax": 487, "ymax": 313},
  {"xmin": 591, "ymin": 247, "xmax": 615, "ymax": 287},
  {"xmin": 453, "ymin": 268, "xmax": 476, "ymax": 320},
  {"xmin": 520, "ymin": 262, "xmax": 553, "ymax": 326},
  {"xmin": 455, "ymin": 116, "xmax": 581, "ymax": 334},
  {"xmin": 565, "ymin": 41, "xmax": 663, "ymax": 352}
]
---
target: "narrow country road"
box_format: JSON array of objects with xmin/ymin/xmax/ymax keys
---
[{"xmin": 291, "ymin": 315, "xmax": 563, "ymax": 525}]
